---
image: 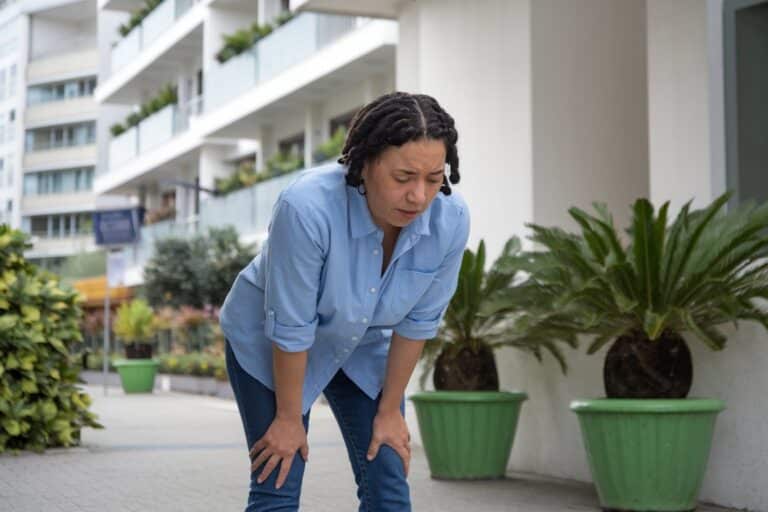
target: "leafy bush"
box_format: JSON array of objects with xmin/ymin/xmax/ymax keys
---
[
  {"xmin": 214, "ymin": 12, "xmax": 295, "ymax": 64},
  {"xmin": 118, "ymin": 0, "xmax": 163, "ymax": 38},
  {"xmin": 144, "ymin": 226, "xmax": 255, "ymax": 309},
  {"xmin": 313, "ymin": 126, "xmax": 346, "ymax": 164},
  {"xmin": 157, "ymin": 353, "xmax": 227, "ymax": 381},
  {"xmin": 0, "ymin": 226, "xmax": 102, "ymax": 453},
  {"xmin": 113, "ymin": 299, "xmax": 157, "ymax": 345}
]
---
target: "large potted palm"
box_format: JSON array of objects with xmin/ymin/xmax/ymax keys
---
[
  {"xmin": 511, "ymin": 193, "xmax": 768, "ymax": 511},
  {"xmin": 410, "ymin": 237, "xmax": 573, "ymax": 479},
  {"xmin": 112, "ymin": 299, "xmax": 159, "ymax": 393}
]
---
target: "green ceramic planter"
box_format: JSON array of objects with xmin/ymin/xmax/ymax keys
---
[
  {"xmin": 571, "ymin": 399, "xmax": 725, "ymax": 512},
  {"xmin": 113, "ymin": 359, "xmax": 160, "ymax": 393},
  {"xmin": 410, "ymin": 391, "xmax": 527, "ymax": 479}
]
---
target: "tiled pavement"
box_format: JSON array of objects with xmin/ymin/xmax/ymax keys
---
[{"xmin": 0, "ymin": 385, "xmax": 740, "ymax": 512}]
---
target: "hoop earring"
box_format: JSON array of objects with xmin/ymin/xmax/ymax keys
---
[{"xmin": 357, "ymin": 179, "xmax": 366, "ymax": 196}]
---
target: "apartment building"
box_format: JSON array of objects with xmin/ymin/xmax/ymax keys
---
[
  {"xmin": 94, "ymin": 0, "xmax": 396, "ymax": 284},
  {"xmin": 0, "ymin": 0, "xmax": 128, "ymax": 271}
]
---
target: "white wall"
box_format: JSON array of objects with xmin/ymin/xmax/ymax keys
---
[
  {"xmin": 646, "ymin": 1, "xmax": 768, "ymax": 509},
  {"xmin": 30, "ymin": 13, "xmax": 96, "ymax": 59},
  {"xmin": 500, "ymin": 0, "xmax": 650, "ymax": 483},
  {"xmin": 397, "ymin": 0, "xmax": 534, "ymax": 259}
]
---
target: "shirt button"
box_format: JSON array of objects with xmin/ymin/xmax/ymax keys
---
[
  {"xmin": 369, "ymin": 287, "xmax": 377, "ymax": 294},
  {"xmin": 373, "ymin": 249, "xmax": 380, "ymax": 255},
  {"xmin": 361, "ymin": 317, "xmax": 368, "ymax": 323},
  {"xmin": 342, "ymin": 348, "xmax": 350, "ymax": 353},
  {"xmin": 351, "ymin": 336, "xmax": 358, "ymax": 341}
]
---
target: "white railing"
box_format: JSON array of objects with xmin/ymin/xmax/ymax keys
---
[
  {"xmin": 138, "ymin": 104, "xmax": 175, "ymax": 153},
  {"xmin": 199, "ymin": 172, "xmax": 299, "ymax": 237},
  {"xmin": 109, "ymin": 127, "xmax": 139, "ymax": 168},
  {"xmin": 126, "ymin": 216, "xmax": 198, "ymax": 268},
  {"xmin": 110, "ymin": 0, "xmax": 197, "ymax": 75},
  {"xmin": 205, "ymin": 13, "xmax": 363, "ymax": 111}
]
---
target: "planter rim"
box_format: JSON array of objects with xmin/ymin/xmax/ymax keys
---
[
  {"xmin": 570, "ymin": 398, "xmax": 725, "ymax": 414},
  {"xmin": 409, "ymin": 391, "xmax": 528, "ymax": 403},
  {"xmin": 113, "ymin": 359, "xmax": 160, "ymax": 368}
]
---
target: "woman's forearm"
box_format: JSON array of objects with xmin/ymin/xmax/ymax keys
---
[
  {"xmin": 379, "ymin": 333, "xmax": 425, "ymax": 414},
  {"xmin": 272, "ymin": 344, "xmax": 308, "ymax": 421}
]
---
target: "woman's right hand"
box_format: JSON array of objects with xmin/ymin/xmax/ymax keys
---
[{"xmin": 249, "ymin": 414, "xmax": 309, "ymax": 489}]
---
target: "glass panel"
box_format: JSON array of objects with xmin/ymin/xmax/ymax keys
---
[
  {"xmin": 31, "ymin": 217, "xmax": 47, "ymax": 237},
  {"xmin": 23, "ymin": 174, "xmax": 36, "ymax": 195},
  {"xmin": 51, "ymin": 216, "xmax": 60, "ymax": 237}
]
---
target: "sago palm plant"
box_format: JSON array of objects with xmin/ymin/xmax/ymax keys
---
[
  {"xmin": 498, "ymin": 193, "xmax": 768, "ymax": 398},
  {"xmin": 419, "ymin": 237, "xmax": 574, "ymax": 391}
]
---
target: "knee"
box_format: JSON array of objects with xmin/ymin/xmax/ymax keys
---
[{"xmin": 363, "ymin": 445, "xmax": 411, "ymax": 511}]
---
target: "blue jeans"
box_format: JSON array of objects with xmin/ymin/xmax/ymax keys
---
[{"xmin": 226, "ymin": 340, "xmax": 411, "ymax": 512}]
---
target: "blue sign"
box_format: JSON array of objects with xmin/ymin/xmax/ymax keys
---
[{"xmin": 93, "ymin": 207, "xmax": 144, "ymax": 246}]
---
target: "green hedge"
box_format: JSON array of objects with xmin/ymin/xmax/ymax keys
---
[
  {"xmin": 86, "ymin": 352, "xmax": 226, "ymax": 382},
  {"xmin": 0, "ymin": 226, "xmax": 102, "ymax": 454}
]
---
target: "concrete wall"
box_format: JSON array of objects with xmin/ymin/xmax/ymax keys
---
[
  {"xmin": 397, "ymin": 0, "xmax": 534, "ymax": 259},
  {"xmin": 498, "ymin": 0, "xmax": 651, "ymax": 485}
]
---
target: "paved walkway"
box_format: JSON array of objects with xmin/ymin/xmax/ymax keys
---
[{"xmin": 0, "ymin": 385, "xmax": 738, "ymax": 512}]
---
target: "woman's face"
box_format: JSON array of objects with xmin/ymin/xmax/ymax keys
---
[{"xmin": 361, "ymin": 138, "xmax": 446, "ymax": 232}]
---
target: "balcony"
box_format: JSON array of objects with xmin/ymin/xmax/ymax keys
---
[
  {"xmin": 24, "ymin": 144, "xmax": 97, "ymax": 172},
  {"xmin": 25, "ymin": 97, "xmax": 98, "ymax": 128},
  {"xmin": 204, "ymin": 17, "xmax": 396, "ymax": 139},
  {"xmin": 97, "ymin": 0, "xmax": 203, "ymax": 104},
  {"xmin": 21, "ymin": 192, "xmax": 96, "ymax": 216},
  {"xmin": 123, "ymin": 216, "xmax": 197, "ymax": 270},
  {"xmin": 205, "ymin": 13, "xmax": 360, "ymax": 111},
  {"xmin": 25, "ymin": 234, "xmax": 96, "ymax": 259},
  {"xmin": 199, "ymin": 171, "xmax": 298, "ymax": 240},
  {"xmin": 98, "ymin": 0, "xmax": 144, "ymax": 11},
  {"xmin": 108, "ymin": 98, "xmax": 201, "ymax": 170},
  {"xmin": 111, "ymin": 0, "xmax": 196, "ymax": 72},
  {"xmin": 26, "ymin": 49, "xmax": 99, "ymax": 85}
]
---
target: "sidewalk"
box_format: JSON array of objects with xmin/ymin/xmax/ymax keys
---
[{"xmin": 0, "ymin": 385, "xmax": 738, "ymax": 512}]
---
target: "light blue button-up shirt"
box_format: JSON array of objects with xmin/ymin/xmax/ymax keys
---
[{"xmin": 219, "ymin": 163, "xmax": 470, "ymax": 414}]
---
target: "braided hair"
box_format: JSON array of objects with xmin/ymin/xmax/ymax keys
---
[{"xmin": 339, "ymin": 92, "xmax": 460, "ymax": 195}]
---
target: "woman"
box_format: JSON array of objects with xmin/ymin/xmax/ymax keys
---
[{"xmin": 220, "ymin": 91, "xmax": 469, "ymax": 511}]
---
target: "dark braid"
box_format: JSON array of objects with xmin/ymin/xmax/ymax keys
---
[{"xmin": 339, "ymin": 91, "xmax": 460, "ymax": 195}]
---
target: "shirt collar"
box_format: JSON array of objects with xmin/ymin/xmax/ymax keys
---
[{"xmin": 346, "ymin": 184, "xmax": 433, "ymax": 239}]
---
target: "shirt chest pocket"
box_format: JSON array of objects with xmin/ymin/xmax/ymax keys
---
[{"xmin": 384, "ymin": 269, "xmax": 437, "ymax": 320}]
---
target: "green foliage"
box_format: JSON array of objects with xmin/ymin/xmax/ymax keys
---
[
  {"xmin": 494, "ymin": 192, "xmax": 768, "ymax": 356},
  {"xmin": 214, "ymin": 12, "xmax": 295, "ymax": 64},
  {"xmin": 313, "ymin": 127, "xmax": 346, "ymax": 164},
  {"xmin": 113, "ymin": 299, "xmax": 157, "ymax": 345},
  {"xmin": 118, "ymin": 0, "xmax": 163, "ymax": 38},
  {"xmin": 110, "ymin": 84, "xmax": 177, "ymax": 138},
  {"xmin": 0, "ymin": 226, "xmax": 102, "ymax": 454},
  {"xmin": 143, "ymin": 226, "xmax": 256, "ymax": 309},
  {"xmin": 157, "ymin": 353, "xmax": 227, "ymax": 381},
  {"xmin": 215, "ymin": 151, "xmax": 305, "ymax": 196},
  {"xmin": 419, "ymin": 237, "xmax": 574, "ymax": 389}
]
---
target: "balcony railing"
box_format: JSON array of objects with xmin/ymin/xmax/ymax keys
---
[
  {"xmin": 110, "ymin": 0, "xmax": 197, "ymax": 74},
  {"xmin": 107, "ymin": 97, "xmax": 201, "ymax": 171},
  {"xmin": 205, "ymin": 13, "xmax": 361, "ymax": 111},
  {"xmin": 199, "ymin": 171, "xmax": 298, "ymax": 236}
]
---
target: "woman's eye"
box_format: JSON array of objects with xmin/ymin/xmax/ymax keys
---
[
  {"xmin": 395, "ymin": 177, "xmax": 409, "ymax": 183},
  {"xmin": 428, "ymin": 179, "xmax": 442, "ymax": 185}
]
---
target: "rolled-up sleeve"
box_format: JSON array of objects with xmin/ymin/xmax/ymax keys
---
[
  {"xmin": 393, "ymin": 206, "xmax": 470, "ymax": 341},
  {"xmin": 263, "ymin": 199, "xmax": 325, "ymax": 352}
]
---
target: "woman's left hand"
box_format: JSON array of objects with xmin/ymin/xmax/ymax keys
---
[{"xmin": 367, "ymin": 409, "xmax": 411, "ymax": 476}]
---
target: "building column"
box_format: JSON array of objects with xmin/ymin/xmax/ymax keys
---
[
  {"xmin": 257, "ymin": 125, "xmax": 276, "ymax": 171},
  {"xmin": 303, "ymin": 103, "xmax": 325, "ymax": 167}
]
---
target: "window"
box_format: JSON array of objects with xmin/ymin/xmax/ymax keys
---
[
  {"xmin": 30, "ymin": 216, "xmax": 47, "ymax": 237},
  {"xmin": 26, "ymin": 76, "xmax": 98, "ymax": 105},
  {"xmin": 724, "ymin": 1, "xmax": 768, "ymax": 205}
]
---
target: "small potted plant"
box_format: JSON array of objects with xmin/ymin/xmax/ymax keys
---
[
  {"xmin": 112, "ymin": 298, "xmax": 159, "ymax": 393},
  {"xmin": 516, "ymin": 193, "xmax": 768, "ymax": 511},
  {"xmin": 410, "ymin": 237, "xmax": 573, "ymax": 479}
]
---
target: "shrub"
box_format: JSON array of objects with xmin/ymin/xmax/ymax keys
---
[{"xmin": 0, "ymin": 226, "xmax": 102, "ymax": 453}]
